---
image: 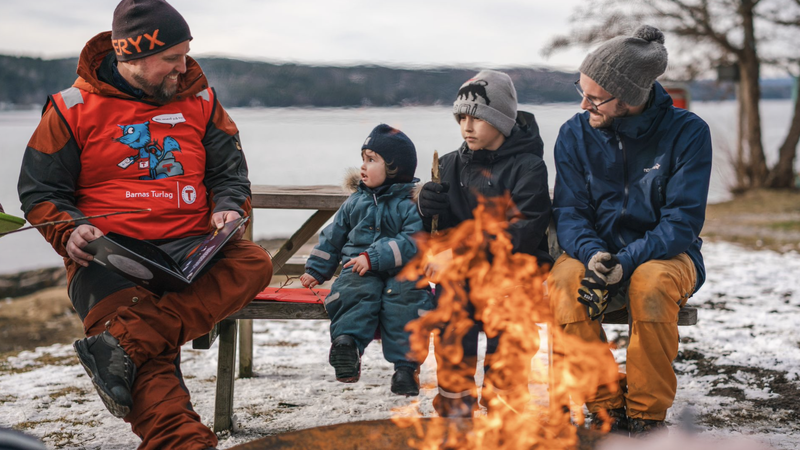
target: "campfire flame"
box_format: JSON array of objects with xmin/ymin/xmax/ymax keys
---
[{"xmin": 393, "ymin": 195, "xmax": 620, "ymax": 449}]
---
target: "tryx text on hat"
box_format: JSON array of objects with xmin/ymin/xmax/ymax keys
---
[
  {"xmin": 580, "ymin": 25, "xmax": 668, "ymax": 106},
  {"xmin": 362, "ymin": 124, "xmax": 417, "ymax": 184},
  {"xmin": 452, "ymin": 69, "xmax": 518, "ymax": 137},
  {"xmin": 112, "ymin": 0, "xmax": 192, "ymax": 62}
]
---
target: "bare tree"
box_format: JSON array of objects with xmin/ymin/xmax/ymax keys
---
[
  {"xmin": 759, "ymin": 0, "xmax": 800, "ymax": 187},
  {"xmin": 544, "ymin": 0, "xmax": 800, "ymax": 191}
]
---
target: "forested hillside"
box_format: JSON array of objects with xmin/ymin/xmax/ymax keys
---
[{"xmin": 0, "ymin": 54, "xmax": 790, "ymax": 108}]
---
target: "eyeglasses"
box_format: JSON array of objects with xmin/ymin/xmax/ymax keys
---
[{"xmin": 574, "ymin": 80, "xmax": 616, "ymax": 112}]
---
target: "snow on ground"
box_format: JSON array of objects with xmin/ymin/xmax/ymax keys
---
[{"xmin": 1, "ymin": 241, "xmax": 799, "ymax": 449}]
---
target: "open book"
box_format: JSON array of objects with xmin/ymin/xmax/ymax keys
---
[{"xmin": 85, "ymin": 216, "xmax": 249, "ymax": 294}]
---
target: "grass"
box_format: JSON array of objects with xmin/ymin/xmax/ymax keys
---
[
  {"xmin": 768, "ymin": 220, "xmax": 800, "ymax": 231},
  {"xmin": 702, "ymin": 188, "xmax": 800, "ymax": 252}
]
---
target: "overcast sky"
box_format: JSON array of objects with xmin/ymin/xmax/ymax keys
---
[{"xmin": 0, "ymin": 0, "xmax": 590, "ymax": 70}]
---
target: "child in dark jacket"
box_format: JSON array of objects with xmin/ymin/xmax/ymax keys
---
[
  {"xmin": 417, "ymin": 69, "xmax": 553, "ymax": 416},
  {"xmin": 300, "ymin": 124, "xmax": 433, "ymax": 396}
]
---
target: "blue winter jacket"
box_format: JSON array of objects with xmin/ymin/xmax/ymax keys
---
[
  {"xmin": 305, "ymin": 179, "xmax": 423, "ymax": 282},
  {"xmin": 553, "ymin": 82, "xmax": 712, "ymax": 291}
]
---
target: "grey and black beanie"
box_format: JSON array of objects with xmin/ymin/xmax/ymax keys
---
[
  {"xmin": 362, "ymin": 124, "xmax": 417, "ymax": 183},
  {"xmin": 579, "ymin": 25, "xmax": 668, "ymax": 106},
  {"xmin": 112, "ymin": 0, "xmax": 192, "ymax": 61},
  {"xmin": 452, "ymin": 69, "xmax": 518, "ymax": 137}
]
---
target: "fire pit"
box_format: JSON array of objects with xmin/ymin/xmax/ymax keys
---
[
  {"xmin": 230, "ymin": 198, "xmax": 624, "ymax": 450},
  {"xmin": 228, "ymin": 419, "xmax": 607, "ymax": 450}
]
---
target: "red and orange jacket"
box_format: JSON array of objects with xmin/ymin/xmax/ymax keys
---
[{"xmin": 18, "ymin": 31, "xmax": 252, "ymax": 280}]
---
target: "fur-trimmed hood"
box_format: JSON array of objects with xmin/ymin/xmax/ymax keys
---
[
  {"xmin": 342, "ymin": 168, "xmax": 362, "ymax": 194},
  {"xmin": 341, "ymin": 168, "xmax": 420, "ymax": 198}
]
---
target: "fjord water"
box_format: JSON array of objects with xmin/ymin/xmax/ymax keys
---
[{"xmin": 0, "ymin": 100, "xmax": 793, "ymax": 274}]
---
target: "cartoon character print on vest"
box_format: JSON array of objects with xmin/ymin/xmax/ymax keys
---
[
  {"xmin": 115, "ymin": 121, "xmax": 184, "ymax": 180},
  {"xmin": 457, "ymin": 79, "xmax": 491, "ymax": 105}
]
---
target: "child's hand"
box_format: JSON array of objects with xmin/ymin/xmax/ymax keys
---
[
  {"xmin": 425, "ymin": 249, "xmax": 453, "ymax": 284},
  {"xmin": 300, "ymin": 273, "xmax": 319, "ymax": 288},
  {"xmin": 344, "ymin": 254, "xmax": 370, "ymax": 276}
]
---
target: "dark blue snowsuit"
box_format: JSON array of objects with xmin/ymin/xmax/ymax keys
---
[{"xmin": 305, "ymin": 179, "xmax": 433, "ymax": 368}]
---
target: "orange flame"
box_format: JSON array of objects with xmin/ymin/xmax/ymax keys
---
[{"xmin": 393, "ymin": 194, "xmax": 620, "ymax": 449}]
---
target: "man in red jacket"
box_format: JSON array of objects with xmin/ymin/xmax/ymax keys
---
[{"xmin": 17, "ymin": 1, "xmax": 271, "ymax": 449}]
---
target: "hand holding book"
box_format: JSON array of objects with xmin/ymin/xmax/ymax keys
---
[{"xmin": 85, "ymin": 216, "xmax": 250, "ymax": 294}]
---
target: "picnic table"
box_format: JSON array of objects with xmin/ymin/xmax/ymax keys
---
[{"xmin": 193, "ymin": 185, "xmax": 347, "ymax": 432}]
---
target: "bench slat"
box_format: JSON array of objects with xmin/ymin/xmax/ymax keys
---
[
  {"xmin": 228, "ymin": 301, "xmax": 329, "ymax": 320},
  {"xmin": 251, "ymin": 185, "xmax": 349, "ymax": 210},
  {"xmin": 225, "ymin": 301, "xmax": 697, "ymax": 324}
]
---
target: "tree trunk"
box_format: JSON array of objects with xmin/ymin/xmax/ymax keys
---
[
  {"xmin": 734, "ymin": 82, "xmax": 748, "ymax": 191},
  {"xmin": 765, "ymin": 77, "xmax": 800, "ymax": 188},
  {"xmin": 738, "ymin": 0, "xmax": 769, "ymax": 189}
]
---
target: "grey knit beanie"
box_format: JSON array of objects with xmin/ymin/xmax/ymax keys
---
[
  {"xmin": 452, "ymin": 70, "xmax": 517, "ymax": 137},
  {"xmin": 579, "ymin": 25, "xmax": 668, "ymax": 106}
]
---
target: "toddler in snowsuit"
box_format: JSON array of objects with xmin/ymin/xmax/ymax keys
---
[
  {"xmin": 300, "ymin": 124, "xmax": 433, "ymax": 396},
  {"xmin": 417, "ymin": 69, "xmax": 553, "ymax": 416}
]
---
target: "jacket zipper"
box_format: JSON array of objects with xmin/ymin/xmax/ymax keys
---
[{"xmin": 616, "ymin": 133, "xmax": 629, "ymax": 247}]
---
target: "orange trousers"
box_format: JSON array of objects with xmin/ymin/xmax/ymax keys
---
[
  {"xmin": 548, "ymin": 253, "xmax": 695, "ymax": 420},
  {"xmin": 81, "ymin": 239, "xmax": 272, "ymax": 450}
]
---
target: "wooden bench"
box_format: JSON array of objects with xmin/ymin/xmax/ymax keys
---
[{"xmin": 194, "ymin": 189, "xmax": 698, "ymax": 432}]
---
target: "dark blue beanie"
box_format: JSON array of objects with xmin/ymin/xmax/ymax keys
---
[{"xmin": 361, "ymin": 124, "xmax": 417, "ymax": 183}]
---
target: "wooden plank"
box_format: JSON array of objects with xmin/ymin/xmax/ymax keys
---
[
  {"xmin": 601, "ymin": 306, "xmax": 698, "ymax": 325},
  {"xmin": 547, "ymin": 219, "xmax": 563, "ymax": 261},
  {"xmin": 277, "ymin": 261, "xmax": 343, "ymax": 277},
  {"xmin": 271, "ymin": 210, "xmax": 336, "ymax": 271},
  {"xmin": 192, "ymin": 322, "xmax": 220, "ymax": 349},
  {"xmin": 238, "ymin": 319, "xmax": 254, "ymax": 378},
  {"xmin": 228, "ymin": 301, "xmax": 328, "ymax": 320},
  {"xmin": 277, "ymin": 262, "xmax": 306, "ymax": 276},
  {"xmin": 251, "ymin": 185, "xmax": 348, "ymax": 211},
  {"xmin": 213, "ymin": 319, "xmax": 238, "ymax": 433}
]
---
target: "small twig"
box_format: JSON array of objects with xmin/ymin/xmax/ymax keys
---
[
  {"xmin": 0, "ymin": 209, "xmax": 151, "ymax": 236},
  {"xmin": 431, "ymin": 150, "xmax": 440, "ymax": 234},
  {"xmin": 262, "ymin": 247, "xmax": 323, "ymax": 301}
]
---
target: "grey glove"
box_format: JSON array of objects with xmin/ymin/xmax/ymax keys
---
[{"xmin": 588, "ymin": 252, "xmax": 623, "ymax": 286}]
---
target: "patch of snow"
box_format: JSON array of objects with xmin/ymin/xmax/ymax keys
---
[{"xmin": 1, "ymin": 241, "xmax": 799, "ymax": 449}]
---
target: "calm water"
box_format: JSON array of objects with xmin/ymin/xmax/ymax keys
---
[{"xmin": 0, "ymin": 100, "xmax": 795, "ymax": 274}]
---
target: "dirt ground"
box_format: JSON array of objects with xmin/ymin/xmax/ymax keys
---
[
  {"xmin": 2, "ymin": 188, "xmax": 799, "ymax": 355},
  {"xmin": 0, "ymin": 287, "xmax": 81, "ymax": 356},
  {"xmin": 0, "ymin": 237, "xmax": 312, "ymax": 356},
  {"xmin": 702, "ymin": 188, "xmax": 800, "ymax": 252}
]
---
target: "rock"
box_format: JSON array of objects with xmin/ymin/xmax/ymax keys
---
[{"xmin": 0, "ymin": 267, "xmax": 67, "ymax": 299}]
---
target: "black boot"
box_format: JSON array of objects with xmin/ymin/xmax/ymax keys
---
[
  {"xmin": 391, "ymin": 366, "xmax": 420, "ymax": 396},
  {"xmin": 329, "ymin": 335, "xmax": 360, "ymax": 383},
  {"xmin": 588, "ymin": 407, "xmax": 629, "ymax": 434},
  {"xmin": 628, "ymin": 417, "xmax": 668, "ymax": 438},
  {"xmin": 74, "ymin": 331, "xmax": 137, "ymax": 418},
  {"xmin": 432, "ymin": 393, "xmax": 477, "ymax": 418}
]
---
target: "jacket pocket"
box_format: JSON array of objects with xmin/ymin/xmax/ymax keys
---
[{"xmin": 654, "ymin": 175, "xmax": 667, "ymax": 206}]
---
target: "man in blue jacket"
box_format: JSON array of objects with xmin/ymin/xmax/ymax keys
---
[{"xmin": 549, "ymin": 25, "xmax": 712, "ymax": 437}]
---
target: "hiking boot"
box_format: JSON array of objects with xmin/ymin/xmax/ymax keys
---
[
  {"xmin": 588, "ymin": 407, "xmax": 629, "ymax": 434},
  {"xmin": 628, "ymin": 417, "xmax": 668, "ymax": 438},
  {"xmin": 329, "ymin": 335, "xmax": 360, "ymax": 383},
  {"xmin": 391, "ymin": 367, "xmax": 420, "ymax": 396},
  {"xmin": 73, "ymin": 331, "xmax": 137, "ymax": 418}
]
